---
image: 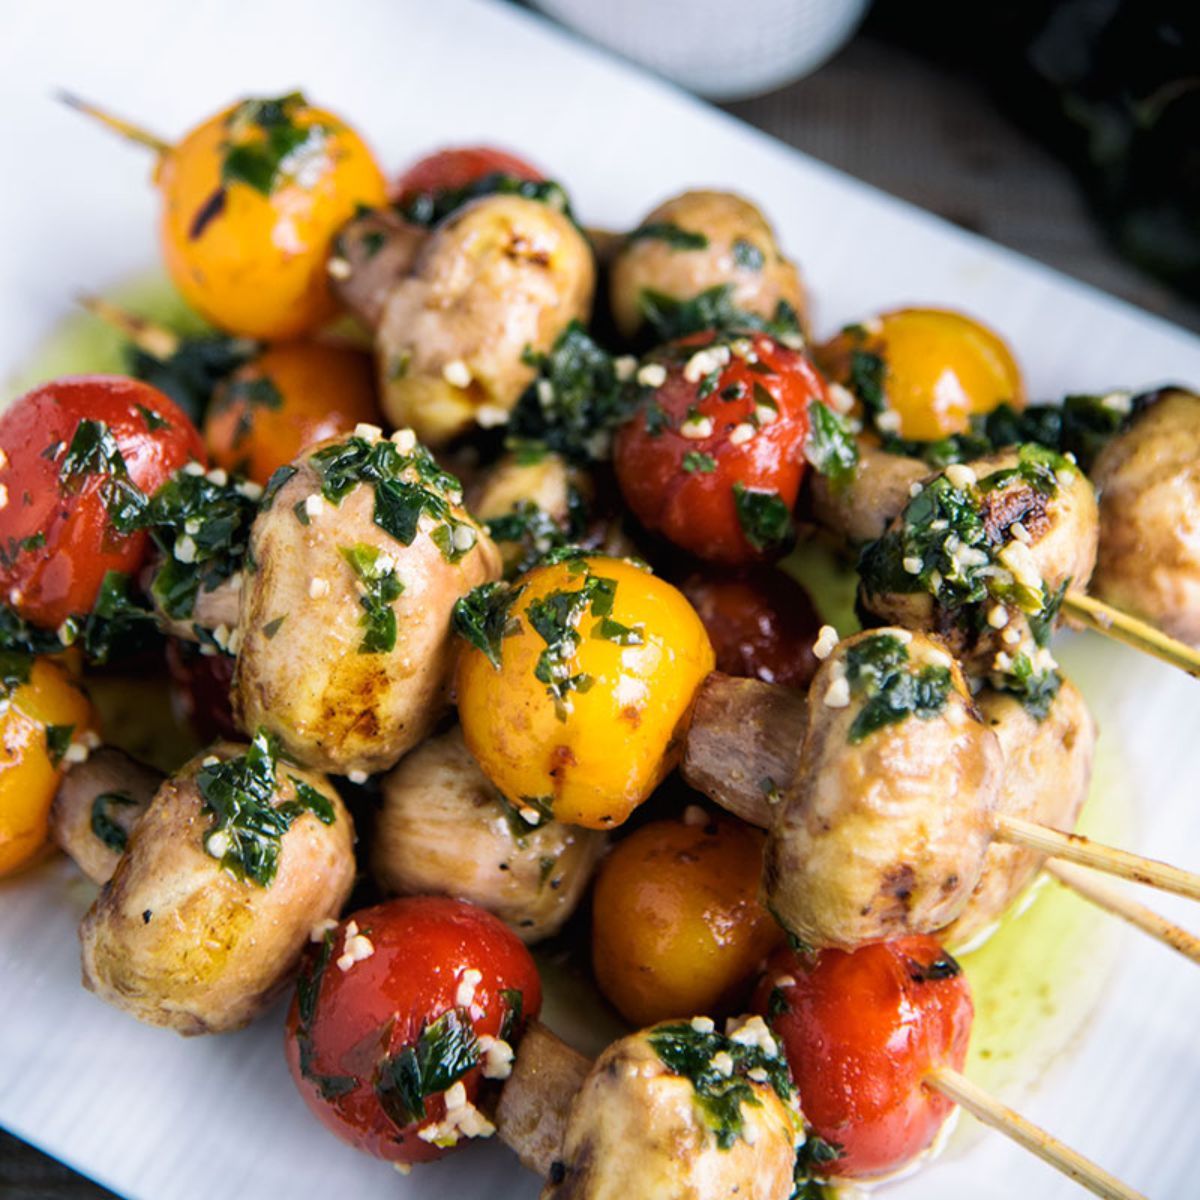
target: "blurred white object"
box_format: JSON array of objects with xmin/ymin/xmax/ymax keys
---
[{"xmin": 529, "ymin": 0, "xmax": 870, "ymax": 100}]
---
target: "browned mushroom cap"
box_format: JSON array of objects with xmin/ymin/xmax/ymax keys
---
[
  {"xmin": 233, "ymin": 430, "xmax": 501, "ymax": 775},
  {"xmin": 939, "ymin": 676, "xmax": 1095, "ymax": 950},
  {"xmin": 765, "ymin": 628, "xmax": 1002, "ymax": 950},
  {"xmin": 373, "ymin": 194, "xmax": 595, "ymax": 445},
  {"xmin": 608, "ymin": 190, "xmax": 807, "ymax": 341},
  {"xmin": 810, "ymin": 440, "xmax": 929, "ymax": 548},
  {"xmin": 1091, "ymin": 388, "xmax": 1200, "ymax": 646},
  {"xmin": 80, "ymin": 741, "xmax": 354, "ymax": 1035}
]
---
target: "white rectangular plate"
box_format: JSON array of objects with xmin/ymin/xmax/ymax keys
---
[{"xmin": 1, "ymin": 2, "xmax": 1199, "ymax": 1198}]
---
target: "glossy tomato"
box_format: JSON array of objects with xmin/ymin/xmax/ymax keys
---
[
  {"xmin": 0, "ymin": 376, "xmax": 205, "ymax": 629},
  {"xmin": 680, "ymin": 567, "xmax": 821, "ymax": 688},
  {"xmin": 285, "ymin": 896, "xmax": 542, "ymax": 1166},
  {"xmin": 754, "ymin": 936, "xmax": 972, "ymax": 1179},
  {"xmin": 392, "ymin": 145, "xmax": 543, "ymax": 204},
  {"xmin": 614, "ymin": 332, "xmax": 823, "ymax": 564}
]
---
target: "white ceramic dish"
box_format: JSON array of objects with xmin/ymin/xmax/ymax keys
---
[{"xmin": 1, "ymin": 1, "xmax": 1199, "ymax": 1198}]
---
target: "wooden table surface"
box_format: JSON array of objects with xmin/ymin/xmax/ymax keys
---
[{"xmin": 4, "ymin": 24, "xmax": 1197, "ymax": 1200}]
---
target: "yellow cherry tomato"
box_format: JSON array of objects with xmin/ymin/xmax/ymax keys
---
[
  {"xmin": 815, "ymin": 307, "xmax": 1025, "ymax": 443},
  {"xmin": 456, "ymin": 555, "xmax": 714, "ymax": 830},
  {"xmin": 0, "ymin": 658, "xmax": 97, "ymax": 876},
  {"xmin": 157, "ymin": 92, "xmax": 387, "ymax": 339},
  {"xmin": 204, "ymin": 342, "xmax": 383, "ymax": 483},
  {"xmin": 592, "ymin": 812, "xmax": 784, "ymax": 1026}
]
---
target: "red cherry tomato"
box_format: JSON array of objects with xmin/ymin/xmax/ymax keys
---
[
  {"xmin": 753, "ymin": 936, "xmax": 972, "ymax": 1179},
  {"xmin": 680, "ymin": 568, "xmax": 821, "ymax": 688},
  {"xmin": 614, "ymin": 332, "xmax": 822, "ymax": 565},
  {"xmin": 164, "ymin": 640, "xmax": 238, "ymax": 741},
  {"xmin": 285, "ymin": 896, "xmax": 542, "ymax": 1166},
  {"xmin": 0, "ymin": 376, "xmax": 205, "ymax": 629},
  {"xmin": 392, "ymin": 145, "xmax": 543, "ymax": 204}
]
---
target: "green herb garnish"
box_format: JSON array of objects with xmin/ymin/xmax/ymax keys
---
[
  {"xmin": 627, "ymin": 222, "xmax": 709, "ymax": 250},
  {"xmin": 45, "ymin": 724, "xmax": 74, "ymax": 768},
  {"xmin": 221, "ymin": 92, "xmax": 332, "ymax": 197},
  {"xmin": 843, "ymin": 633, "xmax": 953, "ymax": 742},
  {"xmin": 452, "ymin": 580, "xmax": 525, "ymax": 668},
  {"xmin": 732, "ymin": 483, "xmax": 794, "ymax": 554},
  {"xmin": 196, "ymin": 730, "xmax": 335, "ymax": 887},
  {"xmin": 91, "ymin": 790, "xmax": 140, "ymax": 854},
  {"xmin": 805, "ymin": 400, "xmax": 859, "ymax": 486},
  {"xmin": 375, "ymin": 1008, "xmax": 480, "ymax": 1129},
  {"xmin": 732, "ymin": 238, "xmax": 765, "ymax": 270},
  {"xmin": 341, "ymin": 544, "xmax": 405, "ymax": 654},
  {"xmin": 682, "ymin": 450, "xmax": 717, "ymax": 474}
]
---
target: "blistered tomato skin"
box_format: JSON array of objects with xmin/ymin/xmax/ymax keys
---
[
  {"xmin": 592, "ymin": 813, "xmax": 783, "ymax": 1026},
  {"xmin": 204, "ymin": 342, "xmax": 382, "ymax": 484},
  {"xmin": 392, "ymin": 145, "xmax": 543, "ymax": 203},
  {"xmin": 0, "ymin": 658, "xmax": 97, "ymax": 876},
  {"xmin": 0, "ymin": 375, "xmax": 206, "ymax": 629},
  {"xmin": 754, "ymin": 936, "xmax": 973, "ymax": 1179},
  {"xmin": 157, "ymin": 96, "xmax": 387, "ymax": 339},
  {"xmin": 680, "ymin": 568, "xmax": 821, "ymax": 688},
  {"xmin": 285, "ymin": 896, "xmax": 541, "ymax": 1165},
  {"xmin": 613, "ymin": 332, "xmax": 822, "ymax": 565},
  {"xmin": 815, "ymin": 308, "xmax": 1025, "ymax": 443},
  {"xmin": 456, "ymin": 556, "xmax": 715, "ymax": 830}
]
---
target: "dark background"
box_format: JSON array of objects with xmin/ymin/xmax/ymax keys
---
[{"xmin": 3, "ymin": 1, "xmax": 1197, "ymax": 1196}]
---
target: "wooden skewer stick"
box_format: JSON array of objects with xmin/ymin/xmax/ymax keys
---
[
  {"xmin": 1063, "ymin": 591, "xmax": 1200, "ymax": 680},
  {"xmin": 926, "ymin": 1067, "xmax": 1145, "ymax": 1200},
  {"xmin": 995, "ymin": 815, "xmax": 1200, "ymax": 902},
  {"xmin": 76, "ymin": 294, "xmax": 180, "ymax": 360},
  {"xmin": 56, "ymin": 91, "xmax": 172, "ymax": 157},
  {"xmin": 1047, "ymin": 861, "xmax": 1200, "ymax": 965}
]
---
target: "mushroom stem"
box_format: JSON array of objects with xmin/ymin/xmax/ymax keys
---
[
  {"xmin": 57, "ymin": 90, "xmax": 172, "ymax": 157},
  {"xmin": 925, "ymin": 1067, "xmax": 1145, "ymax": 1200},
  {"xmin": 680, "ymin": 671, "xmax": 806, "ymax": 827},
  {"xmin": 494, "ymin": 1021, "xmax": 591, "ymax": 1177},
  {"xmin": 1063, "ymin": 590, "xmax": 1200, "ymax": 680}
]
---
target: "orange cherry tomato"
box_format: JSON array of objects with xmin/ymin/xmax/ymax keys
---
[
  {"xmin": 680, "ymin": 567, "xmax": 821, "ymax": 688},
  {"xmin": 815, "ymin": 308, "xmax": 1025, "ymax": 443},
  {"xmin": 592, "ymin": 812, "xmax": 783, "ymax": 1026},
  {"xmin": 0, "ymin": 376, "xmax": 205, "ymax": 629},
  {"xmin": 614, "ymin": 332, "xmax": 823, "ymax": 564},
  {"xmin": 0, "ymin": 657, "xmax": 97, "ymax": 876},
  {"xmin": 204, "ymin": 342, "xmax": 382, "ymax": 484},
  {"xmin": 285, "ymin": 896, "xmax": 541, "ymax": 1166},
  {"xmin": 754, "ymin": 936, "xmax": 973, "ymax": 1178},
  {"xmin": 392, "ymin": 145, "xmax": 543, "ymax": 204},
  {"xmin": 157, "ymin": 93, "xmax": 387, "ymax": 339}
]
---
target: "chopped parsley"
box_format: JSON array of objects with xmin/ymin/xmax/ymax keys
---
[
  {"xmin": 792, "ymin": 1135, "xmax": 843, "ymax": 1198},
  {"xmin": 142, "ymin": 468, "xmax": 258, "ymax": 621},
  {"xmin": 648, "ymin": 1021, "xmax": 794, "ymax": 1151},
  {"xmin": 682, "ymin": 450, "xmax": 717, "ymax": 474},
  {"xmin": 498, "ymin": 988, "xmax": 524, "ymax": 1043},
  {"xmin": 732, "ymin": 483, "xmax": 794, "ymax": 554},
  {"xmin": 375, "ymin": 1008, "xmax": 480, "ymax": 1129},
  {"xmin": 396, "ymin": 172, "xmax": 574, "ymax": 228},
  {"xmin": 294, "ymin": 929, "xmax": 358, "ymax": 1100},
  {"xmin": 452, "ymin": 580, "xmax": 525, "ymax": 668},
  {"xmin": 638, "ymin": 284, "xmax": 803, "ymax": 345},
  {"xmin": 196, "ymin": 730, "xmax": 335, "ymax": 887},
  {"xmin": 858, "ymin": 447, "xmax": 1072, "ymax": 630},
  {"xmin": 843, "ymin": 633, "xmax": 953, "ymax": 743},
  {"xmin": 505, "ymin": 322, "xmax": 633, "ymax": 464},
  {"xmin": 261, "ymin": 464, "xmax": 298, "ymax": 509},
  {"xmin": 805, "ymin": 400, "xmax": 859, "ymax": 487},
  {"xmin": 485, "ymin": 495, "xmax": 588, "ymax": 577},
  {"xmin": 221, "ymin": 92, "xmax": 332, "ymax": 197},
  {"xmin": 57, "ymin": 419, "xmax": 148, "ymax": 537},
  {"xmin": 211, "ymin": 374, "xmax": 284, "ymax": 448},
  {"xmin": 309, "ymin": 436, "xmax": 475, "ymax": 563},
  {"xmin": 993, "ymin": 651, "xmax": 1062, "ymax": 721},
  {"xmin": 732, "ymin": 238, "xmax": 765, "ymax": 270},
  {"xmin": 627, "ymin": 221, "xmax": 709, "ymax": 250},
  {"xmin": 91, "ymin": 791, "xmax": 140, "ymax": 853},
  {"xmin": 341, "ymin": 544, "xmax": 405, "ymax": 654},
  {"xmin": 45, "ymin": 724, "xmax": 74, "ymax": 768},
  {"xmin": 527, "ymin": 568, "xmax": 620, "ymax": 718},
  {"xmin": 847, "ymin": 347, "xmax": 887, "ymax": 415}
]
